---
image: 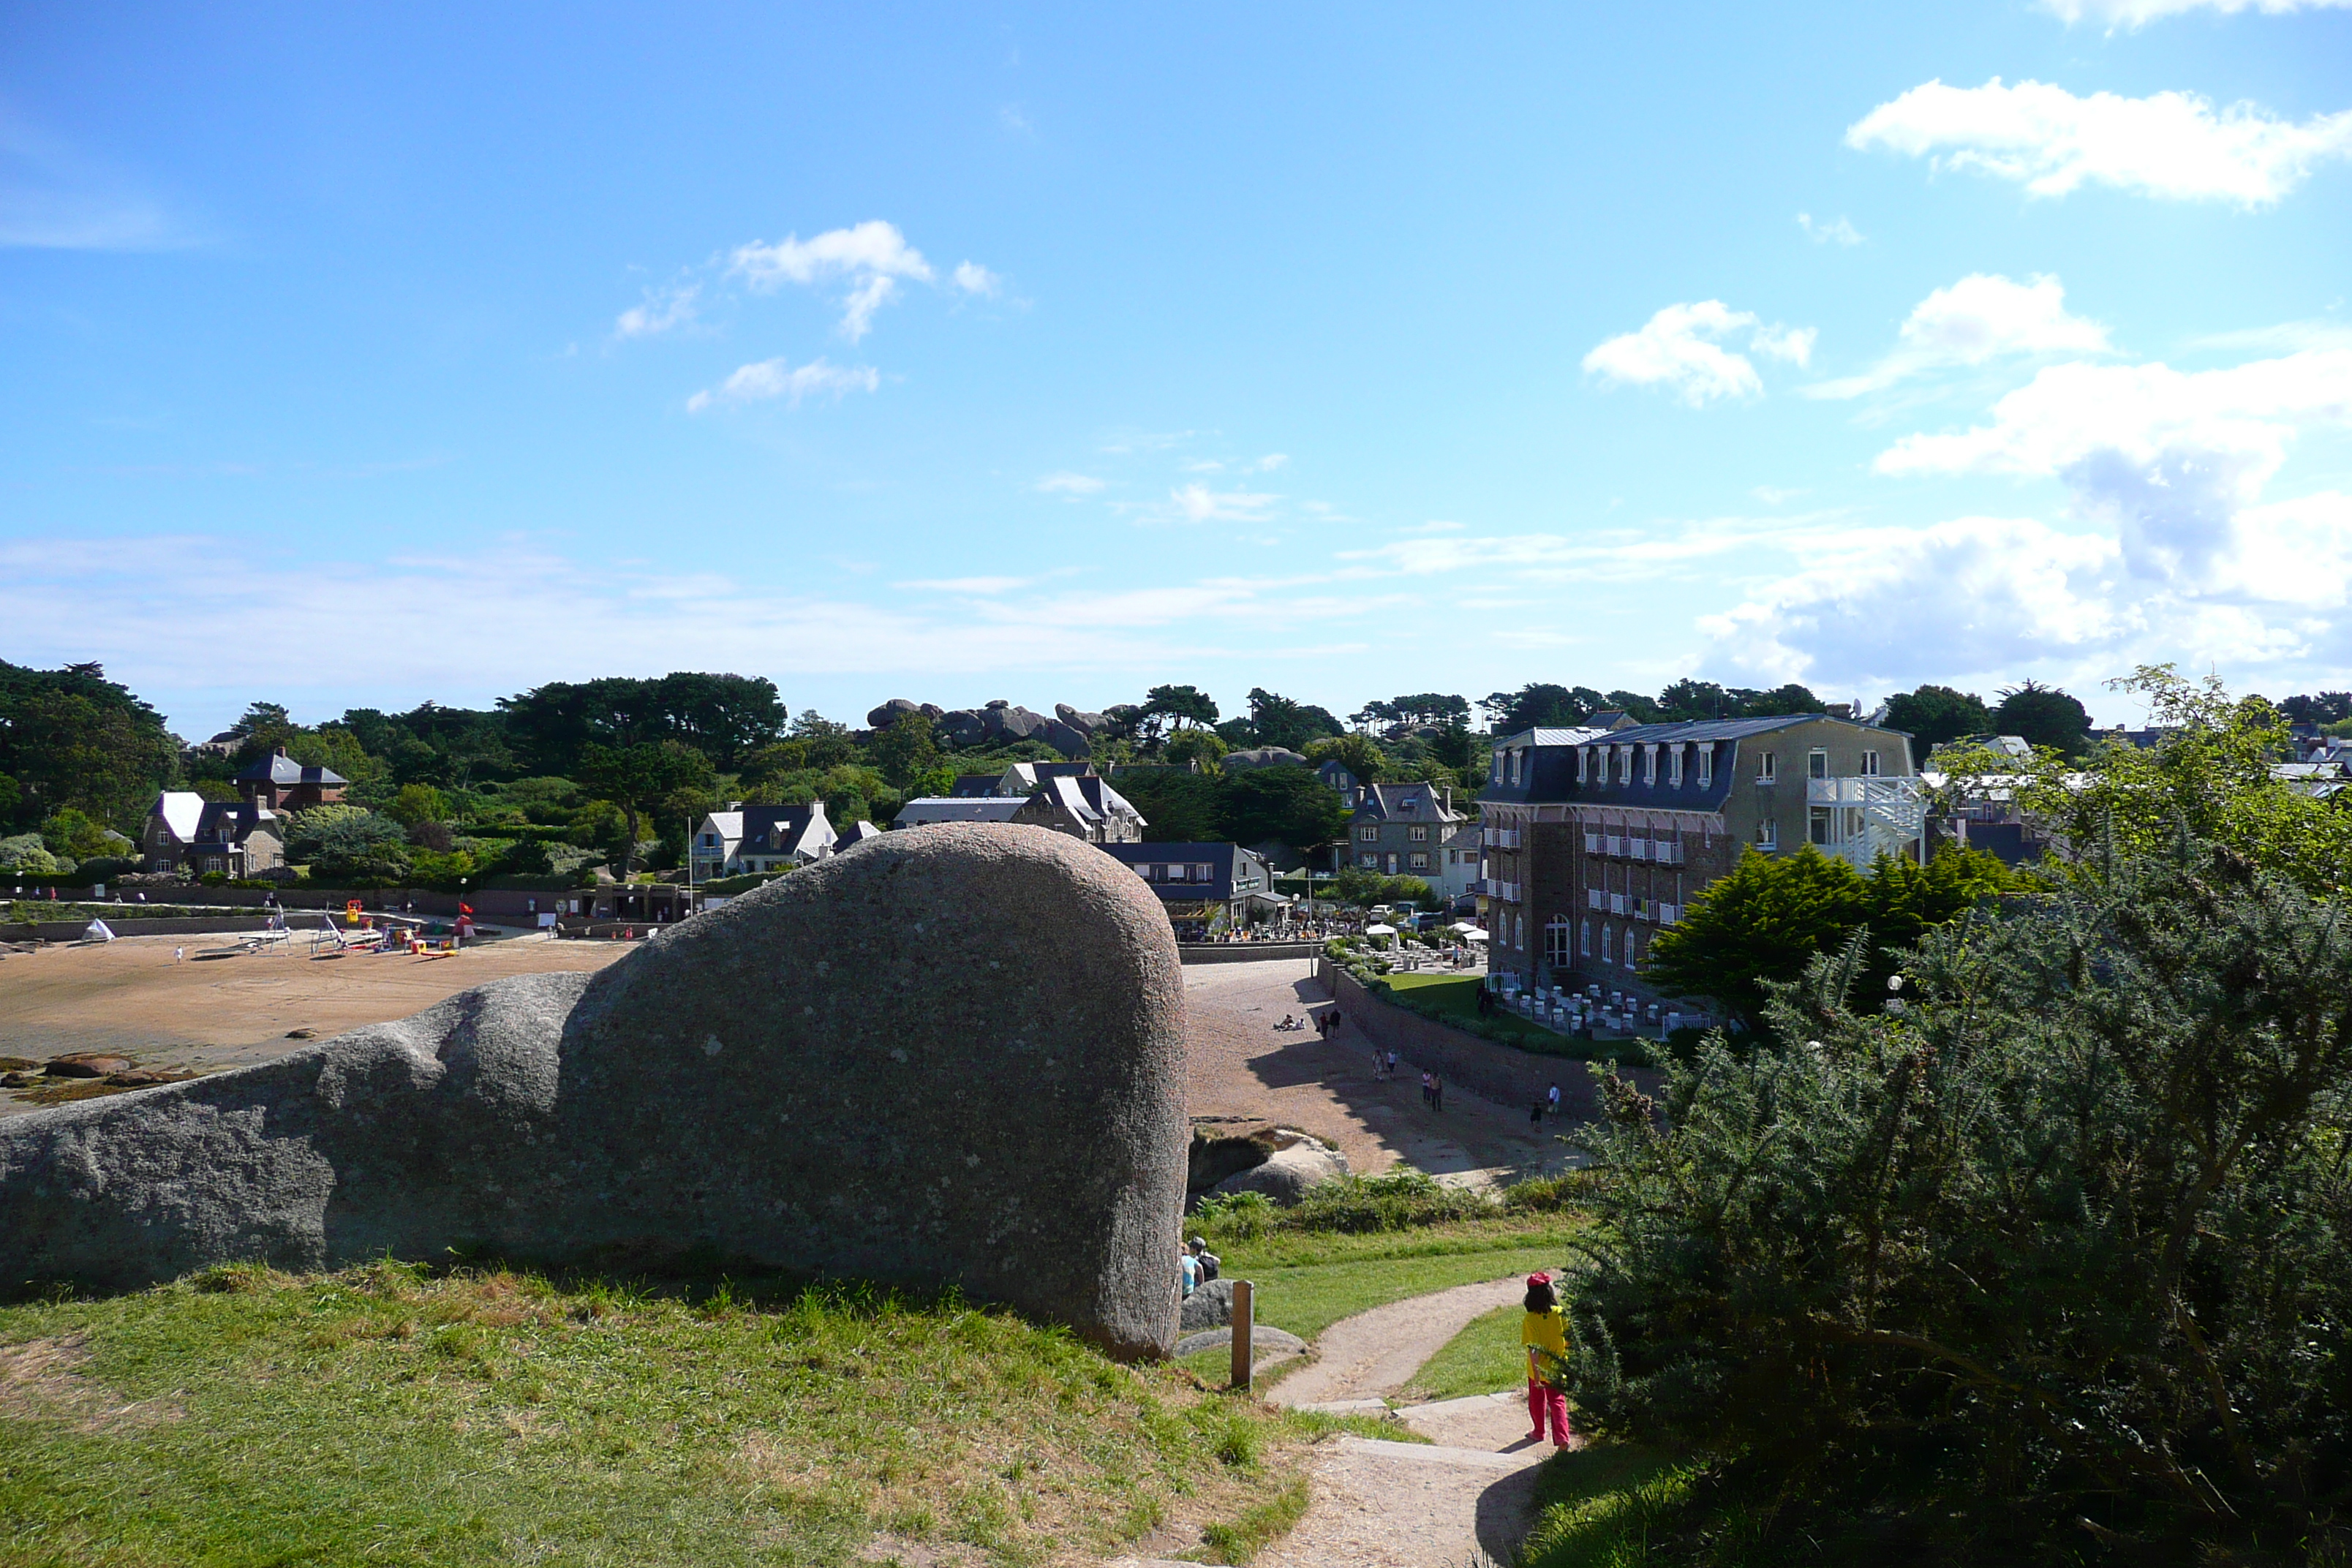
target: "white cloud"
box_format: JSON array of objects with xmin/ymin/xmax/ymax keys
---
[
  {"xmin": 1874, "ymin": 349, "xmax": 2352, "ymax": 484},
  {"xmin": 1709, "ymin": 346, "xmax": 2352, "ymax": 689},
  {"xmin": 1583, "ymin": 301, "xmax": 1817, "ymax": 405},
  {"xmin": 1807, "ymin": 273, "xmax": 2111, "ymax": 398},
  {"xmin": 1164, "ymin": 484, "xmax": 1281, "ymax": 524},
  {"xmin": 1846, "ymin": 78, "xmax": 2352, "ymax": 206},
  {"xmin": 2190, "ymin": 318, "xmax": 2352, "ymax": 353},
  {"xmin": 896, "ymin": 576, "xmax": 1035, "ymax": 595},
  {"xmin": 614, "ymin": 283, "xmax": 699, "ymax": 339},
  {"xmin": 1251, "ymin": 453, "xmax": 1290, "ymax": 472},
  {"xmin": 685, "ymin": 356, "xmax": 880, "ymax": 412},
  {"xmin": 722, "ymin": 220, "xmax": 998, "ymax": 342},
  {"xmin": 731, "ymin": 219, "xmax": 934, "ymax": 290},
  {"xmin": 1797, "ymin": 212, "xmax": 1864, "ymax": 246},
  {"xmin": 1033, "ymin": 472, "xmax": 1107, "ymax": 495},
  {"xmin": 2044, "ymin": 0, "xmax": 2352, "ymax": 24},
  {"xmin": 0, "ymin": 537, "xmax": 1357, "ymax": 737}
]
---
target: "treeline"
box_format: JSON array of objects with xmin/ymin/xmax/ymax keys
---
[{"xmin": 5, "ymin": 660, "xmax": 2345, "ymax": 890}]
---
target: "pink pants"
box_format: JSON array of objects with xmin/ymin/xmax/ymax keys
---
[{"xmin": 1527, "ymin": 1377, "xmax": 1571, "ymax": 1445}]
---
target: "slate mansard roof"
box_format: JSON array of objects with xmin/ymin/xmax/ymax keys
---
[
  {"xmin": 1483, "ymin": 714, "xmax": 1909, "ymax": 812},
  {"xmin": 232, "ymin": 748, "xmax": 348, "ymax": 787}
]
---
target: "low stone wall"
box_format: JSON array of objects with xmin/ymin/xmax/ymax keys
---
[
  {"xmin": 1177, "ymin": 942, "xmax": 1324, "ymax": 965},
  {"xmin": 1, "ymin": 915, "xmax": 289, "ymax": 943},
  {"xmin": 1318, "ymin": 959, "xmax": 1648, "ymax": 1120}
]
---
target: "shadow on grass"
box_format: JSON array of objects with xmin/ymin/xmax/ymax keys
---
[{"xmin": 1517, "ymin": 1444, "xmax": 1695, "ymax": 1568}]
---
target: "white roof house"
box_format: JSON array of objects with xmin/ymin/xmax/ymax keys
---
[{"xmin": 690, "ymin": 802, "xmax": 836, "ymax": 879}]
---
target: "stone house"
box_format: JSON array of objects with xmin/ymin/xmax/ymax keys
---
[
  {"xmin": 1479, "ymin": 714, "xmax": 1923, "ymax": 1004},
  {"xmin": 143, "ymin": 791, "xmax": 285, "ymax": 877},
  {"xmin": 1345, "ymin": 782, "xmax": 1464, "ymax": 894},
  {"xmin": 233, "ymin": 747, "xmax": 348, "ymax": 813}
]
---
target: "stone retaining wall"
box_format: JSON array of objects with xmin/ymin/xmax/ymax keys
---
[
  {"xmin": 1318, "ymin": 959, "xmax": 1650, "ymax": 1120},
  {"xmin": 1, "ymin": 916, "xmax": 289, "ymax": 943},
  {"xmin": 1177, "ymin": 942, "xmax": 1324, "ymax": 965}
]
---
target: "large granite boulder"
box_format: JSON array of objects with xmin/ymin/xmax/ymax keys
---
[
  {"xmin": 0, "ymin": 826, "xmax": 1190, "ymax": 1359},
  {"xmin": 990, "ymin": 706, "xmax": 1051, "ymax": 742},
  {"xmin": 938, "ymin": 709, "xmax": 987, "ymax": 745},
  {"xmin": 867, "ymin": 698, "xmax": 920, "ymax": 729},
  {"xmin": 1055, "ymin": 704, "xmax": 1111, "ymax": 738},
  {"xmin": 1222, "ymin": 747, "xmax": 1308, "ymax": 772},
  {"xmin": 1041, "ymin": 719, "xmax": 1091, "ymax": 759}
]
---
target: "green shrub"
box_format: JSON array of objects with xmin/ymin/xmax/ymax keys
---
[{"xmin": 1564, "ymin": 834, "xmax": 2352, "ymax": 1562}]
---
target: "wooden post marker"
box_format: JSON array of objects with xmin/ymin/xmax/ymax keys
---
[{"xmin": 1229, "ymin": 1279, "xmax": 1254, "ymax": 1392}]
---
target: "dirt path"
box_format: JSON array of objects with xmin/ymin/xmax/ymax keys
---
[
  {"xmin": 1115, "ymin": 1275, "xmax": 1557, "ymax": 1568},
  {"xmin": 1268, "ymin": 1275, "xmax": 1527, "ymax": 1409},
  {"xmin": 1183, "ymin": 960, "xmax": 1572, "ymax": 1186},
  {"xmin": 0, "ymin": 934, "xmax": 627, "ymax": 1117}
]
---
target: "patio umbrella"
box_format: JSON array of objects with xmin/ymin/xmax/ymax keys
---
[
  {"xmin": 1452, "ymin": 924, "xmax": 1490, "ymax": 941},
  {"xmin": 1363, "ymin": 922, "xmax": 1397, "ymax": 935}
]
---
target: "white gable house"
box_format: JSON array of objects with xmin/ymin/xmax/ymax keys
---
[{"xmin": 691, "ymin": 802, "xmax": 836, "ymax": 879}]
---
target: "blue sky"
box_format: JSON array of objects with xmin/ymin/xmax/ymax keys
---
[{"xmin": 4, "ymin": 1, "xmax": 2350, "ymax": 739}]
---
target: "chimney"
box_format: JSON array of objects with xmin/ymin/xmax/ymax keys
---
[{"xmin": 275, "ymin": 745, "xmax": 289, "ymax": 758}]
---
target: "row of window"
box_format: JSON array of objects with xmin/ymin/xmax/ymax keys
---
[
  {"xmin": 1492, "ymin": 742, "xmax": 1886, "ymax": 791},
  {"xmin": 1134, "ymin": 862, "xmax": 1218, "ymax": 883},
  {"xmin": 1359, "ymin": 851, "xmax": 1432, "ymax": 870},
  {"xmin": 1357, "ymin": 823, "xmax": 1434, "ymax": 842},
  {"xmin": 1533, "ymin": 915, "xmax": 1646, "ymax": 970}
]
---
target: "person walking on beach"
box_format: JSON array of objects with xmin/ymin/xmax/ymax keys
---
[
  {"xmin": 1548, "ymin": 1082, "xmax": 1561, "ymax": 1117},
  {"xmin": 1386, "ymin": 1049, "xmax": 1398, "ymax": 1079},
  {"xmin": 1433, "ymin": 1075, "xmax": 1444, "ymax": 1112},
  {"xmin": 1420, "ymin": 1070, "xmax": 1433, "ymax": 1109},
  {"xmin": 1521, "ymin": 1272, "xmax": 1574, "ymax": 1448}
]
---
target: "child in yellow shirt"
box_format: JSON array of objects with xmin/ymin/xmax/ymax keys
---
[{"xmin": 1521, "ymin": 1271, "xmax": 1573, "ymax": 1448}]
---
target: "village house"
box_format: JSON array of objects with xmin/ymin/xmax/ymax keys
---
[
  {"xmin": 233, "ymin": 747, "xmax": 347, "ymax": 812},
  {"xmin": 1097, "ymin": 842, "xmax": 1286, "ymax": 938},
  {"xmin": 143, "ymin": 791, "xmax": 286, "ymax": 877},
  {"xmin": 690, "ymin": 802, "xmax": 837, "ymax": 879},
  {"xmin": 1479, "ymin": 713, "xmax": 1923, "ymax": 1004},
  {"xmin": 1346, "ymin": 781, "xmax": 1465, "ymax": 894},
  {"xmin": 899, "ymin": 769, "xmax": 1146, "ymax": 844}
]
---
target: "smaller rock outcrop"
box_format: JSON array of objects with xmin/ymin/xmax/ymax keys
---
[
  {"xmin": 1181, "ymin": 1277, "xmax": 1235, "ymax": 1330},
  {"xmin": 1208, "ymin": 1142, "xmax": 1349, "ymax": 1205},
  {"xmin": 1222, "ymin": 747, "xmax": 1308, "ymax": 772},
  {"xmin": 867, "ymin": 698, "xmax": 921, "ymax": 729}
]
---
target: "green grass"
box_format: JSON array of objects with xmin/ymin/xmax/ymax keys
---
[
  {"xmin": 1199, "ymin": 1476, "xmax": 1311, "ymax": 1564},
  {"xmin": 1518, "ymin": 1446, "xmax": 1700, "ymax": 1568},
  {"xmin": 1402, "ymin": 1300, "xmax": 1531, "ymax": 1403},
  {"xmin": 1223, "ymin": 1236, "xmax": 1573, "ymax": 1343},
  {"xmin": 1384, "ymin": 972, "xmax": 1594, "ymax": 1050},
  {"xmin": 0, "ymin": 1260, "xmax": 1328, "ymax": 1568}
]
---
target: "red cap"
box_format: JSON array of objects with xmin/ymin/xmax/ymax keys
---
[{"xmin": 1526, "ymin": 1271, "xmax": 1552, "ymax": 1287}]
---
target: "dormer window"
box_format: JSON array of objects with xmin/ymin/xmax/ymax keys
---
[
  {"xmin": 1618, "ymin": 747, "xmax": 1634, "ymax": 785},
  {"xmin": 1669, "ymin": 745, "xmax": 1684, "ymax": 787},
  {"xmin": 1642, "ymin": 745, "xmax": 1658, "ymax": 786},
  {"xmin": 1697, "ymin": 745, "xmax": 1714, "ymax": 788}
]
